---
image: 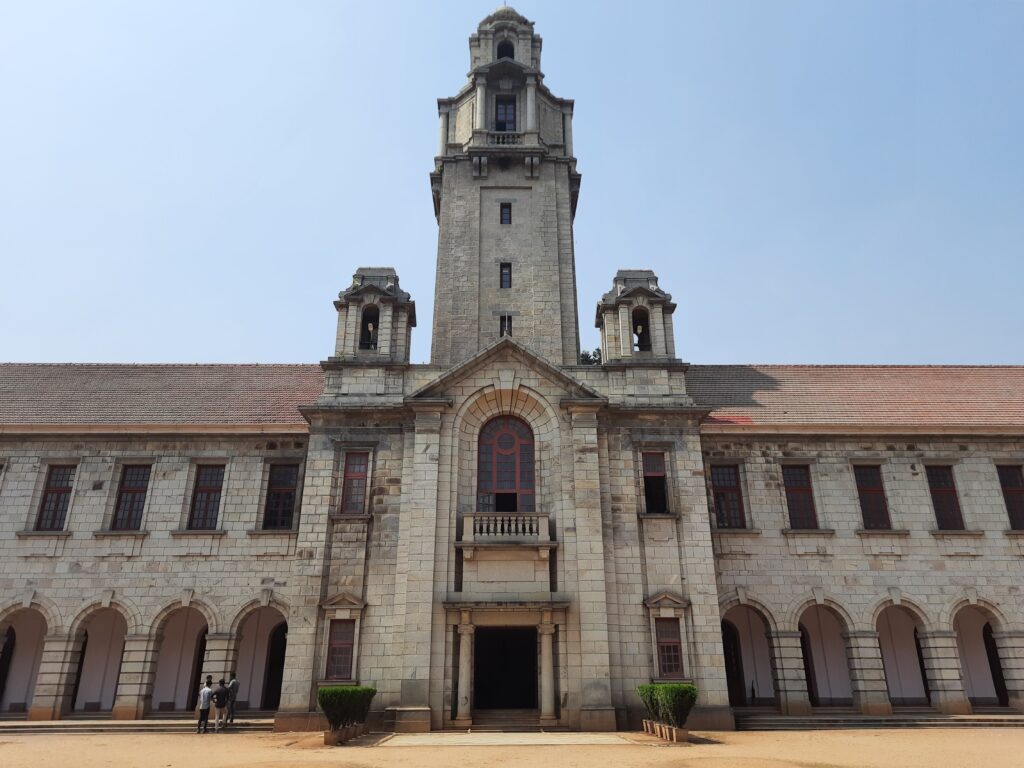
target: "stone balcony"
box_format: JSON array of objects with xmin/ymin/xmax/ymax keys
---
[
  {"xmin": 463, "ymin": 129, "xmax": 546, "ymax": 153},
  {"xmin": 457, "ymin": 512, "xmax": 555, "ymax": 560}
]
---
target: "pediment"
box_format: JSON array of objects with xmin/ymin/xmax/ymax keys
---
[
  {"xmin": 321, "ymin": 591, "xmax": 367, "ymax": 610},
  {"xmin": 407, "ymin": 337, "xmax": 606, "ymax": 403},
  {"xmin": 475, "ymin": 58, "xmax": 538, "ymax": 79},
  {"xmin": 644, "ymin": 590, "xmax": 690, "ymax": 609}
]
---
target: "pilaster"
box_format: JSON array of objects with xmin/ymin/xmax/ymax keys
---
[
  {"xmin": 993, "ymin": 631, "xmax": 1024, "ymax": 712},
  {"xmin": 200, "ymin": 633, "xmax": 236, "ymax": 690},
  {"xmin": 111, "ymin": 633, "xmax": 159, "ymax": 719},
  {"xmin": 27, "ymin": 633, "xmax": 79, "ymax": 720},
  {"xmin": 918, "ymin": 630, "xmax": 972, "ymax": 714},
  {"xmin": 539, "ymin": 611, "xmax": 557, "ymax": 725},
  {"xmin": 769, "ymin": 631, "xmax": 812, "ymax": 715},
  {"xmin": 454, "ymin": 610, "xmax": 473, "ymax": 726},
  {"xmin": 844, "ymin": 630, "xmax": 893, "ymax": 715}
]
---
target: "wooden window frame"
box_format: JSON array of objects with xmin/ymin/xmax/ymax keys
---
[
  {"xmin": 111, "ymin": 464, "xmax": 152, "ymax": 531},
  {"xmin": 325, "ymin": 619, "xmax": 356, "ymax": 681},
  {"xmin": 477, "ymin": 416, "xmax": 535, "ymax": 513},
  {"xmin": 500, "ymin": 262, "xmax": 512, "ymax": 288},
  {"xmin": 500, "ymin": 203, "xmax": 512, "ymax": 225},
  {"xmin": 782, "ymin": 464, "xmax": 818, "ymax": 529},
  {"xmin": 925, "ymin": 465, "xmax": 965, "ymax": 530},
  {"xmin": 997, "ymin": 465, "xmax": 1024, "ymax": 531},
  {"xmin": 641, "ymin": 451, "xmax": 670, "ymax": 515},
  {"xmin": 710, "ymin": 464, "xmax": 746, "ymax": 529},
  {"xmin": 340, "ymin": 452, "xmax": 370, "ymax": 515},
  {"xmin": 262, "ymin": 463, "xmax": 300, "ymax": 530},
  {"xmin": 187, "ymin": 464, "xmax": 225, "ymax": 530},
  {"xmin": 853, "ymin": 464, "xmax": 891, "ymax": 530},
  {"xmin": 495, "ymin": 97, "xmax": 516, "ymax": 132},
  {"xmin": 35, "ymin": 464, "xmax": 76, "ymax": 531},
  {"xmin": 654, "ymin": 617, "xmax": 685, "ymax": 679}
]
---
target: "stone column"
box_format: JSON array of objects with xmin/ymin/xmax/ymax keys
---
[
  {"xmin": 564, "ymin": 110, "xmax": 574, "ymax": 156},
  {"xmin": 387, "ymin": 405, "xmax": 444, "ymax": 732},
  {"xmin": 918, "ymin": 630, "xmax": 972, "ymax": 714},
  {"xmin": 377, "ymin": 303, "xmax": 393, "ymax": 357},
  {"xmin": 111, "ymin": 633, "xmax": 158, "ymax": 720},
  {"xmin": 992, "ymin": 631, "xmax": 1024, "ymax": 712},
  {"xmin": 650, "ymin": 305, "xmax": 667, "ymax": 357},
  {"xmin": 768, "ymin": 631, "xmax": 811, "ymax": 715},
  {"xmin": 475, "ymin": 77, "xmax": 487, "ymax": 131},
  {"xmin": 568, "ymin": 405, "xmax": 616, "ymax": 731},
  {"xmin": 539, "ymin": 611, "xmax": 556, "ymax": 725},
  {"xmin": 27, "ymin": 633, "xmax": 80, "ymax": 720},
  {"xmin": 526, "ymin": 76, "xmax": 537, "ymax": 131},
  {"xmin": 617, "ymin": 305, "xmax": 632, "ymax": 358},
  {"xmin": 454, "ymin": 610, "xmax": 473, "ymax": 727},
  {"xmin": 200, "ymin": 633, "xmax": 236, "ymax": 690},
  {"xmin": 438, "ymin": 109, "xmax": 449, "ymax": 156},
  {"xmin": 844, "ymin": 630, "xmax": 893, "ymax": 715}
]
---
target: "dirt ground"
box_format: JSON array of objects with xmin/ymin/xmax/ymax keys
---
[{"xmin": 1, "ymin": 728, "xmax": 1022, "ymax": 768}]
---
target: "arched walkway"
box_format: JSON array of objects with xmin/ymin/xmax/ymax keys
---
[
  {"xmin": 798, "ymin": 605, "xmax": 852, "ymax": 707},
  {"xmin": 877, "ymin": 605, "xmax": 930, "ymax": 707},
  {"xmin": 722, "ymin": 605, "xmax": 776, "ymax": 707},
  {"xmin": 234, "ymin": 607, "xmax": 287, "ymax": 711},
  {"xmin": 72, "ymin": 608, "xmax": 127, "ymax": 712},
  {"xmin": 0, "ymin": 609, "xmax": 47, "ymax": 714},
  {"xmin": 151, "ymin": 607, "xmax": 208, "ymax": 712},
  {"xmin": 955, "ymin": 606, "xmax": 1009, "ymax": 708}
]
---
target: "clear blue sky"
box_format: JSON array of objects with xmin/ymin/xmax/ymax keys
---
[{"xmin": 1, "ymin": 1, "xmax": 1022, "ymax": 365}]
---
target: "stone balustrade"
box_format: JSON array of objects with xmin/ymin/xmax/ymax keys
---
[{"xmin": 463, "ymin": 512, "xmax": 549, "ymax": 543}]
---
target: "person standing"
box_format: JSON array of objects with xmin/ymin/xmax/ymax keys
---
[
  {"xmin": 196, "ymin": 679, "xmax": 213, "ymax": 734},
  {"xmin": 227, "ymin": 672, "xmax": 239, "ymax": 723},
  {"xmin": 212, "ymin": 678, "xmax": 230, "ymax": 732}
]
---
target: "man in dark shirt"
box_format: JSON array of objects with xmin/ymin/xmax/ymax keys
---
[{"xmin": 212, "ymin": 678, "xmax": 230, "ymax": 731}]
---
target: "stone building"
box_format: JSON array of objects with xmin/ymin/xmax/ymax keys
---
[{"xmin": 1, "ymin": 7, "xmax": 1023, "ymax": 732}]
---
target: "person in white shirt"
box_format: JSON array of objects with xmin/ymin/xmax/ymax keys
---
[{"xmin": 196, "ymin": 679, "xmax": 213, "ymax": 734}]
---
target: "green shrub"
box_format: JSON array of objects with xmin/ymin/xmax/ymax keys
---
[
  {"xmin": 635, "ymin": 684, "xmax": 660, "ymax": 721},
  {"xmin": 653, "ymin": 683, "xmax": 698, "ymax": 728},
  {"xmin": 317, "ymin": 686, "xmax": 378, "ymax": 731}
]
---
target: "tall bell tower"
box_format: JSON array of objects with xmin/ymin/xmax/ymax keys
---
[{"xmin": 430, "ymin": 7, "xmax": 581, "ymax": 367}]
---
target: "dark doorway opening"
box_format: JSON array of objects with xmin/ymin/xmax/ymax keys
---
[
  {"xmin": 0, "ymin": 627, "xmax": 15, "ymax": 707},
  {"xmin": 721, "ymin": 619, "xmax": 746, "ymax": 707},
  {"xmin": 187, "ymin": 630, "xmax": 207, "ymax": 711},
  {"xmin": 474, "ymin": 628, "xmax": 537, "ymax": 709},
  {"xmin": 799, "ymin": 624, "xmax": 819, "ymax": 707},
  {"xmin": 983, "ymin": 623, "xmax": 1010, "ymax": 707},
  {"xmin": 262, "ymin": 623, "xmax": 288, "ymax": 710}
]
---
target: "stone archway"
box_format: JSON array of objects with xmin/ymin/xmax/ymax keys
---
[
  {"xmin": 877, "ymin": 605, "xmax": 930, "ymax": 707},
  {"xmin": 234, "ymin": 606, "xmax": 287, "ymax": 712},
  {"xmin": 71, "ymin": 608, "xmax": 127, "ymax": 712},
  {"xmin": 0, "ymin": 608, "xmax": 47, "ymax": 714},
  {"xmin": 151, "ymin": 607, "xmax": 208, "ymax": 712},
  {"xmin": 722, "ymin": 605, "xmax": 776, "ymax": 707},
  {"xmin": 954, "ymin": 605, "xmax": 1009, "ymax": 708},
  {"xmin": 798, "ymin": 605, "xmax": 853, "ymax": 708}
]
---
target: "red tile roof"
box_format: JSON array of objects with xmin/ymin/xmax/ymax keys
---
[
  {"xmin": 687, "ymin": 365, "xmax": 1024, "ymax": 431},
  {"xmin": 0, "ymin": 364, "xmax": 324, "ymax": 429}
]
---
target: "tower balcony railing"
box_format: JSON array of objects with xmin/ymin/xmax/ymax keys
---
[
  {"xmin": 486, "ymin": 131, "xmax": 524, "ymax": 146},
  {"xmin": 464, "ymin": 129, "xmax": 544, "ymax": 151},
  {"xmin": 462, "ymin": 512, "xmax": 550, "ymax": 544}
]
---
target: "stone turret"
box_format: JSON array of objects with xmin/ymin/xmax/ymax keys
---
[
  {"xmin": 596, "ymin": 270, "xmax": 678, "ymax": 361},
  {"xmin": 332, "ymin": 268, "xmax": 415, "ymax": 362}
]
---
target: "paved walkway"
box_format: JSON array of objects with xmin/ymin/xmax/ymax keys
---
[{"xmin": 378, "ymin": 732, "xmax": 634, "ymax": 746}]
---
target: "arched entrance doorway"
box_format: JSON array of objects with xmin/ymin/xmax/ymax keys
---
[
  {"xmin": 877, "ymin": 605, "xmax": 930, "ymax": 707},
  {"xmin": 151, "ymin": 607, "xmax": 208, "ymax": 712},
  {"xmin": 954, "ymin": 606, "xmax": 1009, "ymax": 708},
  {"xmin": 798, "ymin": 605, "xmax": 853, "ymax": 708},
  {"xmin": 71, "ymin": 608, "xmax": 127, "ymax": 712},
  {"xmin": 0, "ymin": 609, "xmax": 47, "ymax": 714},
  {"xmin": 721, "ymin": 605, "xmax": 776, "ymax": 707},
  {"xmin": 235, "ymin": 606, "xmax": 288, "ymax": 712}
]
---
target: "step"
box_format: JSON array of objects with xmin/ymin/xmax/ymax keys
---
[{"xmin": 0, "ymin": 719, "xmax": 275, "ymax": 735}]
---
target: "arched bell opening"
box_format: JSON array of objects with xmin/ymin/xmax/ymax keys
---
[
  {"xmin": 632, "ymin": 308, "xmax": 652, "ymax": 352},
  {"xmin": 359, "ymin": 305, "xmax": 379, "ymax": 351}
]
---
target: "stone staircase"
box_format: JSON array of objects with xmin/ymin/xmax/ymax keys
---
[
  {"xmin": 459, "ymin": 709, "xmax": 565, "ymax": 732},
  {"xmin": 736, "ymin": 707, "xmax": 1024, "ymax": 731},
  {"xmin": 0, "ymin": 715, "xmax": 275, "ymax": 735}
]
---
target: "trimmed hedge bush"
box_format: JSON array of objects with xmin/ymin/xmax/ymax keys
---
[
  {"xmin": 635, "ymin": 683, "xmax": 698, "ymax": 728},
  {"xmin": 317, "ymin": 686, "xmax": 377, "ymax": 731}
]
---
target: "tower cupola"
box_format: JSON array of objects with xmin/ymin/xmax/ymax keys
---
[
  {"xmin": 596, "ymin": 271, "xmax": 678, "ymax": 362},
  {"xmin": 332, "ymin": 268, "xmax": 415, "ymax": 362}
]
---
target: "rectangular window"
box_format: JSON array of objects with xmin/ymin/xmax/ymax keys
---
[
  {"xmin": 340, "ymin": 452, "xmax": 369, "ymax": 514},
  {"xmin": 926, "ymin": 465, "xmax": 964, "ymax": 530},
  {"xmin": 710, "ymin": 465, "xmax": 745, "ymax": 528},
  {"xmin": 499, "ymin": 314, "xmax": 512, "ymax": 337},
  {"xmin": 35, "ymin": 465, "xmax": 76, "ymax": 531},
  {"xmin": 111, "ymin": 464, "xmax": 151, "ymax": 531},
  {"xmin": 997, "ymin": 465, "xmax": 1024, "ymax": 531},
  {"xmin": 500, "ymin": 203, "xmax": 512, "ymax": 225},
  {"xmin": 326, "ymin": 619, "xmax": 355, "ymax": 680},
  {"xmin": 263, "ymin": 464, "xmax": 299, "ymax": 530},
  {"xmin": 495, "ymin": 96, "xmax": 516, "ymax": 132},
  {"xmin": 642, "ymin": 452, "xmax": 669, "ymax": 514},
  {"xmin": 188, "ymin": 465, "xmax": 225, "ymax": 530},
  {"xmin": 854, "ymin": 465, "xmax": 891, "ymax": 530},
  {"xmin": 782, "ymin": 465, "xmax": 818, "ymax": 529},
  {"xmin": 500, "ymin": 262, "xmax": 512, "ymax": 287},
  {"xmin": 655, "ymin": 618, "xmax": 684, "ymax": 678}
]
